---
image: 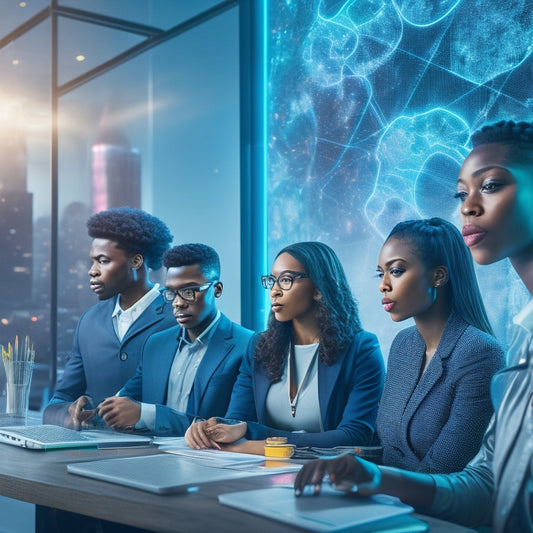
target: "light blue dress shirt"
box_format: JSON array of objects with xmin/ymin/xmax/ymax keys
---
[{"xmin": 136, "ymin": 310, "xmax": 221, "ymax": 430}]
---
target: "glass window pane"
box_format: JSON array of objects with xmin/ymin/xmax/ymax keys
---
[
  {"xmin": 0, "ymin": 2, "xmax": 240, "ymax": 409},
  {"xmin": 0, "ymin": 1, "xmax": 50, "ymax": 39},
  {"xmin": 58, "ymin": 0, "xmax": 226, "ymax": 30},
  {"xmin": 58, "ymin": 18, "xmax": 146, "ymax": 86},
  {"xmin": 0, "ymin": 20, "xmax": 51, "ymax": 409},
  {"xmin": 56, "ymin": 6, "xmax": 240, "ymax": 376}
]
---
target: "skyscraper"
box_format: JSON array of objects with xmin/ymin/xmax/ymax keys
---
[
  {"xmin": 91, "ymin": 118, "xmax": 141, "ymax": 212},
  {"xmin": 0, "ymin": 113, "xmax": 33, "ymax": 306}
]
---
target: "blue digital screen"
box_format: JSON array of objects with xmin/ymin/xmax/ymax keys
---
[{"xmin": 266, "ymin": 0, "xmax": 532, "ymax": 356}]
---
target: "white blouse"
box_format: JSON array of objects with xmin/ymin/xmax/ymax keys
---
[{"xmin": 264, "ymin": 343, "xmax": 323, "ymax": 433}]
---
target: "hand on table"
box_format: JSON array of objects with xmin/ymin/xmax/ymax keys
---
[
  {"xmin": 185, "ymin": 417, "xmax": 247, "ymax": 449},
  {"xmin": 185, "ymin": 417, "xmax": 221, "ymax": 449},
  {"xmin": 205, "ymin": 420, "xmax": 247, "ymax": 444},
  {"xmin": 97, "ymin": 396, "xmax": 140, "ymax": 430}
]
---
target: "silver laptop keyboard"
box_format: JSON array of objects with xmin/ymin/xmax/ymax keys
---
[{"xmin": 4, "ymin": 425, "xmax": 85, "ymax": 442}]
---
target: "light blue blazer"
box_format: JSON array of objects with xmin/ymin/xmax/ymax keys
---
[{"xmin": 426, "ymin": 323, "xmax": 533, "ymax": 530}]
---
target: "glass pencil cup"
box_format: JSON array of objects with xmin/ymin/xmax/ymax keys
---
[{"xmin": 0, "ymin": 360, "xmax": 34, "ymax": 426}]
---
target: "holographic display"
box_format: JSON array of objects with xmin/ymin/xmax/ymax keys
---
[{"xmin": 266, "ymin": 0, "xmax": 532, "ymax": 354}]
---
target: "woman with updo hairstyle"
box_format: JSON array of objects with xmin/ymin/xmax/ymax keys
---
[{"xmin": 375, "ymin": 217, "xmax": 504, "ymax": 473}]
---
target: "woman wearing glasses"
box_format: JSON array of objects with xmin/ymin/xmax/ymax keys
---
[
  {"xmin": 295, "ymin": 120, "xmax": 533, "ymax": 533},
  {"xmin": 185, "ymin": 241, "xmax": 384, "ymax": 453}
]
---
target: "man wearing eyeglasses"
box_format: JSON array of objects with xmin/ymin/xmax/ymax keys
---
[{"xmin": 96, "ymin": 243, "xmax": 254, "ymax": 436}]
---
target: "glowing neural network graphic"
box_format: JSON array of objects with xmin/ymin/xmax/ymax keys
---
[{"xmin": 267, "ymin": 0, "xmax": 533, "ymax": 353}]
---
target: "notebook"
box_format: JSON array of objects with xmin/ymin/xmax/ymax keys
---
[
  {"xmin": 219, "ymin": 486, "xmax": 428, "ymax": 532},
  {"xmin": 0, "ymin": 424, "xmax": 152, "ymax": 450},
  {"xmin": 67, "ymin": 453, "xmax": 255, "ymax": 494}
]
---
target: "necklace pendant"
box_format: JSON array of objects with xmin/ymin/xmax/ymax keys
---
[{"xmin": 291, "ymin": 405, "xmax": 296, "ymax": 417}]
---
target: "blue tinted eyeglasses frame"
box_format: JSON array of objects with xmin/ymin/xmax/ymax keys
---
[{"xmin": 162, "ymin": 281, "xmax": 217, "ymax": 303}]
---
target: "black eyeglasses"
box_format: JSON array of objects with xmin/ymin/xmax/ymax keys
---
[
  {"xmin": 261, "ymin": 271, "xmax": 309, "ymax": 291},
  {"xmin": 162, "ymin": 281, "xmax": 217, "ymax": 303}
]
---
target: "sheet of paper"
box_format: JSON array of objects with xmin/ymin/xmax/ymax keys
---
[{"xmin": 154, "ymin": 436, "xmax": 301, "ymax": 473}]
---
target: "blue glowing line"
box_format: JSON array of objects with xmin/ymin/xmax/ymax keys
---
[
  {"xmin": 392, "ymin": 44, "xmax": 530, "ymax": 105},
  {"xmin": 320, "ymin": 77, "xmax": 372, "ymax": 182},
  {"xmin": 368, "ymin": 99, "xmax": 389, "ymax": 130},
  {"xmin": 260, "ymin": 0, "xmax": 269, "ymax": 327},
  {"xmin": 262, "ymin": 0, "xmax": 268, "ymax": 254},
  {"xmin": 400, "ymin": 17, "xmax": 454, "ymax": 112},
  {"xmin": 448, "ymin": 68, "xmax": 531, "ymax": 114},
  {"xmin": 392, "ymin": 0, "xmax": 462, "ymax": 28}
]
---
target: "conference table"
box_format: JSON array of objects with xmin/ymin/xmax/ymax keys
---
[{"xmin": 0, "ymin": 441, "xmax": 477, "ymax": 533}]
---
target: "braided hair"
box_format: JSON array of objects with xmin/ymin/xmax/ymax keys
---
[{"xmin": 471, "ymin": 120, "xmax": 533, "ymax": 162}]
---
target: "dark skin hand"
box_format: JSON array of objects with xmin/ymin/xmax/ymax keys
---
[
  {"xmin": 67, "ymin": 395, "xmax": 97, "ymax": 430},
  {"xmin": 185, "ymin": 417, "xmax": 249, "ymax": 450},
  {"xmin": 294, "ymin": 454, "xmax": 436, "ymax": 511},
  {"xmin": 185, "ymin": 417, "xmax": 222, "ymax": 449},
  {"xmin": 295, "ymin": 454, "xmax": 375, "ymax": 495},
  {"xmin": 97, "ymin": 397, "xmax": 141, "ymax": 430}
]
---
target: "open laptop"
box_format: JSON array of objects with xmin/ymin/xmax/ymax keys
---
[
  {"xmin": 0, "ymin": 424, "xmax": 152, "ymax": 450},
  {"xmin": 67, "ymin": 454, "xmax": 254, "ymax": 494}
]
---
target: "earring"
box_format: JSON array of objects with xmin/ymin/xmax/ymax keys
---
[{"xmin": 132, "ymin": 268, "xmax": 138, "ymax": 282}]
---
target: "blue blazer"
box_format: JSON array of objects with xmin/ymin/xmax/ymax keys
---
[
  {"xmin": 119, "ymin": 314, "xmax": 254, "ymax": 435},
  {"xmin": 46, "ymin": 292, "xmax": 175, "ymax": 405},
  {"xmin": 225, "ymin": 330, "xmax": 384, "ymax": 447},
  {"xmin": 375, "ymin": 313, "xmax": 505, "ymax": 473}
]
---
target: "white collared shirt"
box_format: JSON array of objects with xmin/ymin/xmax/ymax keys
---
[{"xmin": 111, "ymin": 284, "xmax": 160, "ymax": 341}]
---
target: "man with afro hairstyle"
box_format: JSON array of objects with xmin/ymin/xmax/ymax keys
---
[
  {"xmin": 96, "ymin": 243, "xmax": 254, "ymax": 435},
  {"xmin": 43, "ymin": 207, "xmax": 176, "ymax": 428}
]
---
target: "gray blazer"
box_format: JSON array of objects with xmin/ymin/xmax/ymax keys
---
[{"xmin": 376, "ymin": 312, "xmax": 504, "ymax": 473}]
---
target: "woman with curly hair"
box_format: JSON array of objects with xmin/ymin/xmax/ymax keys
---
[
  {"xmin": 44, "ymin": 206, "xmax": 175, "ymax": 429},
  {"xmin": 186, "ymin": 241, "xmax": 384, "ymax": 453}
]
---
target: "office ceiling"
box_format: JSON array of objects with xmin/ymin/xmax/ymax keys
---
[{"xmin": 0, "ymin": 0, "xmax": 224, "ymax": 98}]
